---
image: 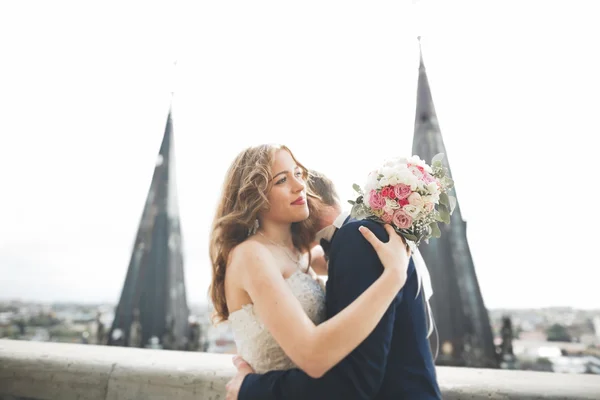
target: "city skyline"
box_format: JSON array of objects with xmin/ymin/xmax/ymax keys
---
[{"xmin": 1, "ymin": 1, "xmax": 599, "ymax": 309}]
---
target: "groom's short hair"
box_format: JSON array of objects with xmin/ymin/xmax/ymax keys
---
[{"xmin": 307, "ymin": 169, "xmax": 340, "ymax": 208}]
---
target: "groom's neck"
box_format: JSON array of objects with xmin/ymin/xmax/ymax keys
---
[{"xmin": 319, "ymin": 204, "xmax": 342, "ymax": 231}]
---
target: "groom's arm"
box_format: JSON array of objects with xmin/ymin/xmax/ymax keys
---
[{"xmin": 239, "ymin": 221, "xmax": 402, "ymax": 400}]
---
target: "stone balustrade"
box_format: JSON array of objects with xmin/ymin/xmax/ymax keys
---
[{"xmin": 1, "ymin": 339, "xmax": 600, "ymax": 399}]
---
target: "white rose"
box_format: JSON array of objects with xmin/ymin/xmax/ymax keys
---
[
  {"xmin": 385, "ymin": 198, "xmax": 400, "ymax": 209},
  {"xmin": 396, "ymin": 169, "xmax": 412, "ymax": 183},
  {"xmin": 408, "ymin": 192, "xmax": 424, "ymax": 208},
  {"xmin": 398, "ymin": 170, "xmax": 419, "ymax": 190},
  {"xmin": 426, "ymin": 182, "xmax": 439, "ymax": 195},
  {"xmin": 387, "ymin": 175, "xmax": 400, "ymax": 186},
  {"xmin": 403, "ymin": 204, "xmax": 421, "ymax": 218},
  {"xmin": 421, "ymin": 195, "xmax": 434, "ymax": 204},
  {"xmin": 383, "ymin": 204, "xmax": 395, "ymax": 216}
]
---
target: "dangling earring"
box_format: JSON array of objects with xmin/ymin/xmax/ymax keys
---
[{"xmin": 249, "ymin": 219, "xmax": 260, "ymax": 236}]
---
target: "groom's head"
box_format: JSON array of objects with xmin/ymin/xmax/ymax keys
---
[{"xmin": 306, "ymin": 169, "xmax": 342, "ymax": 238}]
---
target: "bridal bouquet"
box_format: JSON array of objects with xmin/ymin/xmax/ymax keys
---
[{"xmin": 349, "ymin": 153, "xmax": 456, "ymax": 246}]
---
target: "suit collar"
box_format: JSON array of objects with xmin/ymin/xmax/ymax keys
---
[{"xmin": 314, "ymin": 210, "xmax": 350, "ymax": 243}]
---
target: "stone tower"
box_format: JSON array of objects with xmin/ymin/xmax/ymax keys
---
[
  {"xmin": 412, "ymin": 39, "xmax": 498, "ymax": 368},
  {"xmin": 107, "ymin": 107, "xmax": 189, "ymax": 350}
]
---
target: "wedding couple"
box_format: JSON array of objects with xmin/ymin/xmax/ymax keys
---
[{"xmin": 209, "ymin": 144, "xmax": 442, "ymax": 399}]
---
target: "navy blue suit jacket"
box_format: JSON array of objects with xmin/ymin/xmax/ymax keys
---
[{"xmin": 239, "ymin": 219, "xmax": 442, "ymax": 399}]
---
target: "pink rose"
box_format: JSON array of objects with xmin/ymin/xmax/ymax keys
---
[
  {"xmin": 408, "ymin": 165, "xmax": 424, "ymax": 179},
  {"xmin": 398, "ymin": 197, "xmax": 409, "ymax": 207},
  {"xmin": 386, "ymin": 186, "xmax": 397, "ymax": 199},
  {"xmin": 407, "ymin": 192, "xmax": 424, "ymax": 208},
  {"xmin": 383, "ymin": 204, "xmax": 395, "ymax": 216},
  {"xmin": 393, "ymin": 184, "xmax": 412, "ymax": 200},
  {"xmin": 422, "ymin": 172, "xmax": 435, "ymax": 183},
  {"xmin": 424, "ymin": 202, "xmax": 434, "ymax": 213},
  {"xmin": 392, "ymin": 209, "xmax": 413, "ymax": 229},
  {"xmin": 409, "ymin": 164, "xmax": 426, "ymax": 174},
  {"xmin": 381, "ymin": 186, "xmax": 391, "ymax": 198},
  {"xmin": 368, "ymin": 190, "xmax": 386, "ymax": 210},
  {"xmin": 381, "ymin": 210, "xmax": 394, "ymax": 223}
]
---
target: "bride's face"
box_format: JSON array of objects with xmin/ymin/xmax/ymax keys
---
[{"xmin": 262, "ymin": 149, "xmax": 309, "ymax": 224}]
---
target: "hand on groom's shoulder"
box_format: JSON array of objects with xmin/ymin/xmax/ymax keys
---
[
  {"xmin": 332, "ymin": 219, "xmax": 411, "ymax": 280},
  {"xmin": 337, "ymin": 219, "xmax": 390, "ymax": 244},
  {"xmin": 330, "ymin": 220, "xmax": 391, "ymax": 271}
]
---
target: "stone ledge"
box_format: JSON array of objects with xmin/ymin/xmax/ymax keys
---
[{"xmin": 1, "ymin": 339, "xmax": 600, "ymax": 399}]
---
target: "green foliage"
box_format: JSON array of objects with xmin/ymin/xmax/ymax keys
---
[{"xmin": 546, "ymin": 323, "xmax": 572, "ymax": 342}]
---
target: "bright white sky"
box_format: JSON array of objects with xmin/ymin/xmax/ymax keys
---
[{"xmin": 1, "ymin": 1, "xmax": 598, "ymax": 309}]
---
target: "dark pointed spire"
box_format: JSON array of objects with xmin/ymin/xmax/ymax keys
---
[
  {"xmin": 413, "ymin": 37, "xmax": 450, "ymax": 170},
  {"xmin": 412, "ymin": 40, "xmax": 498, "ymax": 368},
  {"xmin": 107, "ymin": 105, "xmax": 189, "ymax": 350}
]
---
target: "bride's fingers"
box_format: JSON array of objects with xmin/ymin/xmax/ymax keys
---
[
  {"xmin": 383, "ymin": 224, "xmax": 395, "ymax": 237},
  {"xmin": 382, "ymin": 224, "xmax": 410, "ymax": 254},
  {"xmin": 383, "ymin": 224, "xmax": 402, "ymax": 245},
  {"xmin": 360, "ymin": 224, "xmax": 409, "ymax": 255},
  {"xmin": 233, "ymin": 356, "xmax": 254, "ymax": 373}
]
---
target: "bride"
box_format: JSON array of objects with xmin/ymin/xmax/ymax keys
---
[{"xmin": 209, "ymin": 144, "xmax": 410, "ymax": 378}]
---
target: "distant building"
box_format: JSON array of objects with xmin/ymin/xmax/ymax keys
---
[{"xmin": 593, "ymin": 316, "xmax": 600, "ymax": 341}]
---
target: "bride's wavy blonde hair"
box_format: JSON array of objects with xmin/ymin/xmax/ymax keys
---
[{"xmin": 208, "ymin": 144, "xmax": 319, "ymax": 324}]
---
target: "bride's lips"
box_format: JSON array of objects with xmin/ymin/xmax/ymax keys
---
[{"xmin": 291, "ymin": 196, "xmax": 306, "ymax": 205}]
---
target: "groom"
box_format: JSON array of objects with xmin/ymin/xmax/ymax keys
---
[{"xmin": 226, "ymin": 170, "xmax": 442, "ymax": 399}]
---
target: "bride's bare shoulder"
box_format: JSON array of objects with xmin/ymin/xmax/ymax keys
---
[
  {"xmin": 230, "ymin": 237, "xmax": 268, "ymax": 259},
  {"xmin": 228, "ymin": 238, "xmax": 274, "ymax": 274}
]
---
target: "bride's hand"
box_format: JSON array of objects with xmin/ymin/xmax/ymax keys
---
[{"xmin": 358, "ymin": 224, "xmax": 410, "ymax": 282}]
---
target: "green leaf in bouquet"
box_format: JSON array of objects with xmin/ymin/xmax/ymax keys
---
[
  {"xmin": 350, "ymin": 203, "xmax": 369, "ymax": 220},
  {"xmin": 350, "ymin": 203, "xmax": 360, "ymax": 218},
  {"xmin": 403, "ymin": 233, "xmax": 419, "ymax": 242},
  {"xmin": 442, "ymin": 176, "xmax": 454, "ymax": 189},
  {"xmin": 429, "ymin": 222, "xmax": 441, "ymax": 238},
  {"xmin": 433, "ymin": 211, "xmax": 444, "ymax": 223},
  {"xmin": 432, "ymin": 153, "xmax": 445, "ymax": 164},
  {"xmin": 439, "ymin": 192, "xmax": 450, "ymax": 208},
  {"xmin": 352, "ymin": 183, "xmax": 363, "ymax": 195},
  {"xmin": 438, "ymin": 204, "xmax": 451, "ymax": 224},
  {"xmin": 348, "ymin": 200, "xmax": 356, "ymax": 205},
  {"xmin": 448, "ymin": 195, "xmax": 457, "ymax": 214}
]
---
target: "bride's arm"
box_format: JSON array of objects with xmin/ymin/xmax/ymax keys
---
[{"xmin": 232, "ymin": 225, "xmax": 408, "ymax": 379}]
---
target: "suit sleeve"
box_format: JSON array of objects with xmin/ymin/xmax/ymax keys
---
[{"xmin": 239, "ymin": 220, "xmax": 401, "ymax": 400}]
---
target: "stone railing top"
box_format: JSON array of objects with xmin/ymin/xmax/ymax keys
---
[{"xmin": 2, "ymin": 339, "xmax": 600, "ymax": 399}]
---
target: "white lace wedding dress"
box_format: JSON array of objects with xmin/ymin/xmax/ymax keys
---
[{"xmin": 228, "ymin": 269, "xmax": 327, "ymax": 373}]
